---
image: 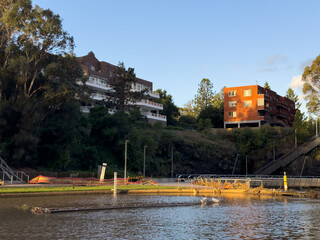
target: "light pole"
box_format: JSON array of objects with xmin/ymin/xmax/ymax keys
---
[
  {"xmin": 295, "ymin": 128, "xmax": 297, "ymax": 148},
  {"xmin": 143, "ymin": 146, "xmax": 148, "ymax": 178},
  {"xmin": 171, "ymin": 147, "xmax": 174, "ymax": 178},
  {"xmin": 232, "ymin": 153, "xmax": 239, "ymax": 176},
  {"xmin": 124, "ymin": 140, "xmax": 129, "ymax": 182},
  {"xmin": 245, "ymin": 155, "xmax": 248, "ymax": 176}
]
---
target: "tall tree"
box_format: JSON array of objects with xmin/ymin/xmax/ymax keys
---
[
  {"xmin": 286, "ymin": 88, "xmax": 301, "ymax": 109},
  {"xmin": 193, "ymin": 78, "xmax": 215, "ymax": 116},
  {"xmin": 180, "ymin": 100, "xmax": 196, "ymax": 117},
  {"xmin": 111, "ymin": 62, "xmax": 145, "ymax": 112},
  {"xmin": 154, "ymin": 89, "xmax": 180, "ymax": 126},
  {"xmin": 0, "ymin": 0, "xmax": 85, "ymax": 167},
  {"xmin": 264, "ymin": 82, "xmax": 271, "ymax": 89},
  {"xmin": 302, "ymin": 55, "xmax": 320, "ymax": 115}
]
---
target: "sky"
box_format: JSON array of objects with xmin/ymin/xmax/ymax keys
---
[{"xmin": 33, "ymin": 0, "xmax": 320, "ymax": 113}]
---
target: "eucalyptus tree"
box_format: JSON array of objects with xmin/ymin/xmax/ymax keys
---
[
  {"xmin": 0, "ymin": 0, "xmax": 86, "ymax": 167},
  {"xmin": 302, "ymin": 55, "xmax": 320, "ymax": 115}
]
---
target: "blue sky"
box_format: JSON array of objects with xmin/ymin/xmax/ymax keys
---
[{"xmin": 33, "ymin": 0, "xmax": 320, "ymax": 112}]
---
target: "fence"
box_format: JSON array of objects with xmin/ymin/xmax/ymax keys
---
[{"xmin": 177, "ymin": 174, "xmax": 320, "ymax": 189}]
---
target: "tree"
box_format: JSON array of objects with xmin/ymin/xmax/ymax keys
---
[
  {"xmin": 212, "ymin": 86, "xmax": 225, "ymax": 109},
  {"xmin": 264, "ymin": 82, "xmax": 271, "ymax": 89},
  {"xmin": 193, "ymin": 78, "xmax": 215, "ymax": 116},
  {"xmin": 154, "ymin": 89, "xmax": 180, "ymax": 126},
  {"xmin": 180, "ymin": 100, "xmax": 196, "ymax": 117},
  {"xmin": 111, "ymin": 62, "xmax": 145, "ymax": 112},
  {"xmin": 0, "ymin": 0, "xmax": 85, "ymax": 167},
  {"xmin": 302, "ymin": 55, "xmax": 320, "ymax": 115},
  {"xmin": 0, "ymin": 0, "xmax": 74, "ymax": 99},
  {"xmin": 286, "ymin": 88, "xmax": 301, "ymax": 109},
  {"xmin": 198, "ymin": 105, "xmax": 224, "ymax": 128}
]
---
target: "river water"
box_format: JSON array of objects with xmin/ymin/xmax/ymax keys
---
[{"xmin": 0, "ymin": 193, "xmax": 319, "ymax": 239}]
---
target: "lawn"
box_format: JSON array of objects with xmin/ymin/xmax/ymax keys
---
[{"xmin": 0, "ymin": 184, "xmax": 180, "ymax": 194}]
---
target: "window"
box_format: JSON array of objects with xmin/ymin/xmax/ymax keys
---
[
  {"xmin": 243, "ymin": 100, "xmax": 252, "ymax": 107},
  {"xmin": 228, "ymin": 111, "xmax": 237, "ymax": 118},
  {"xmin": 90, "ymin": 65, "xmax": 95, "ymax": 71},
  {"xmin": 244, "ymin": 89, "xmax": 252, "ymax": 97},
  {"xmin": 228, "ymin": 90, "xmax": 237, "ymax": 96},
  {"xmin": 257, "ymin": 98, "xmax": 264, "ymax": 106},
  {"xmin": 229, "ymin": 101, "xmax": 237, "ymax": 107}
]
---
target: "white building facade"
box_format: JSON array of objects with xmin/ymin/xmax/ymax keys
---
[{"xmin": 77, "ymin": 52, "xmax": 167, "ymax": 126}]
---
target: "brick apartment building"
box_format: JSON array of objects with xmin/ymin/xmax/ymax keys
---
[
  {"xmin": 77, "ymin": 52, "xmax": 167, "ymax": 126},
  {"xmin": 224, "ymin": 85, "xmax": 295, "ymax": 128}
]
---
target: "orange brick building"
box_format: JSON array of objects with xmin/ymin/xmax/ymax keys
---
[{"xmin": 224, "ymin": 85, "xmax": 295, "ymax": 128}]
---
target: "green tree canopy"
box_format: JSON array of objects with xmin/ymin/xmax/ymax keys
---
[
  {"xmin": 302, "ymin": 55, "xmax": 320, "ymax": 115},
  {"xmin": 264, "ymin": 82, "xmax": 271, "ymax": 89},
  {"xmin": 154, "ymin": 89, "xmax": 180, "ymax": 126},
  {"xmin": 193, "ymin": 78, "xmax": 215, "ymax": 116},
  {"xmin": 0, "ymin": 0, "xmax": 86, "ymax": 167},
  {"xmin": 111, "ymin": 62, "xmax": 145, "ymax": 112},
  {"xmin": 286, "ymin": 88, "xmax": 301, "ymax": 109}
]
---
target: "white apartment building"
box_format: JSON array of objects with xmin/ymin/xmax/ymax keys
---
[{"xmin": 77, "ymin": 52, "xmax": 167, "ymax": 126}]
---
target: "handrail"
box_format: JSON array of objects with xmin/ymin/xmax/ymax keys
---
[{"xmin": 255, "ymin": 136, "xmax": 320, "ymax": 175}]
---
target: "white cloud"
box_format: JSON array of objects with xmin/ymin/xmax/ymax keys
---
[{"xmin": 289, "ymin": 75, "xmax": 303, "ymax": 90}]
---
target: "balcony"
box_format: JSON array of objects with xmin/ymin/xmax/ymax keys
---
[
  {"xmin": 80, "ymin": 106, "xmax": 93, "ymax": 113},
  {"xmin": 276, "ymin": 101, "xmax": 289, "ymax": 109},
  {"xmin": 86, "ymin": 80, "xmax": 113, "ymax": 92},
  {"xmin": 136, "ymin": 99, "xmax": 163, "ymax": 110},
  {"xmin": 91, "ymin": 92, "xmax": 108, "ymax": 101},
  {"xmin": 144, "ymin": 112, "xmax": 167, "ymax": 121},
  {"xmin": 146, "ymin": 91, "xmax": 160, "ymax": 99}
]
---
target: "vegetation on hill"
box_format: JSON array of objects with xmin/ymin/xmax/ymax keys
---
[{"xmin": 1, "ymin": 0, "xmax": 320, "ymax": 177}]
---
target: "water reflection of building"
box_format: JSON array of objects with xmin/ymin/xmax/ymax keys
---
[
  {"xmin": 224, "ymin": 85, "xmax": 295, "ymax": 128},
  {"xmin": 77, "ymin": 52, "xmax": 167, "ymax": 126}
]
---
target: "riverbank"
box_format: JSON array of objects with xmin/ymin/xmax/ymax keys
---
[{"xmin": 1, "ymin": 182, "xmax": 320, "ymax": 199}]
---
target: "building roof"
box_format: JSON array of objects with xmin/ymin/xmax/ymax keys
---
[{"xmin": 77, "ymin": 51, "xmax": 153, "ymax": 89}]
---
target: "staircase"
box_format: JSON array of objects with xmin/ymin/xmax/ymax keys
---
[
  {"xmin": 0, "ymin": 157, "xmax": 28, "ymax": 183},
  {"xmin": 255, "ymin": 136, "xmax": 320, "ymax": 175}
]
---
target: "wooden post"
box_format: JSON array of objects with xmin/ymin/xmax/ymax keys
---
[
  {"xmin": 100, "ymin": 163, "xmax": 107, "ymax": 182},
  {"xmin": 113, "ymin": 172, "xmax": 117, "ymax": 195}
]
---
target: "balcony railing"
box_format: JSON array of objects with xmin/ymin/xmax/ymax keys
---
[
  {"xmin": 91, "ymin": 93, "xmax": 108, "ymax": 100},
  {"xmin": 144, "ymin": 112, "xmax": 167, "ymax": 121},
  {"xmin": 146, "ymin": 91, "xmax": 160, "ymax": 98},
  {"xmin": 137, "ymin": 99, "xmax": 163, "ymax": 109},
  {"xmin": 80, "ymin": 106, "xmax": 93, "ymax": 113},
  {"xmin": 86, "ymin": 80, "xmax": 113, "ymax": 91}
]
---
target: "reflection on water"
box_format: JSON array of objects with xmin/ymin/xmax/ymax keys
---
[{"xmin": 0, "ymin": 194, "xmax": 320, "ymax": 239}]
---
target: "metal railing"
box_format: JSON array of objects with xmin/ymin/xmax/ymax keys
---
[
  {"xmin": 0, "ymin": 157, "xmax": 29, "ymax": 184},
  {"xmin": 255, "ymin": 136, "xmax": 320, "ymax": 175},
  {"xmin": 1, "ymin": 171, "xmax": 29, "ymax": 184},
  {"xmin": 177, "ymin": 174, "xmax": 320, "ymax": 189}
]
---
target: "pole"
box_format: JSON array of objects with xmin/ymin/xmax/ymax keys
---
[
  {"xmin": 171, "ymin": 147, "xmax": 174, "ymax": 178},
  {"xmin": 124, "ymin": 140, "xmax": 129, "ymax": 182},
  {"xmin": 273, "ymin": 141, "xmax": 275, "ymax": 161},
  {"xmin": 295, "ymin": 129, "xmax": 297, "ymax": 148},
  {"xmin": 232, "ymin": 154, "xmax": 239, "ymax": 175},
  {"xmin": 113, "ymin": 172, "xmax": 117, "ymax": 195},
  {"xmin": 245, "ymin": 155, "xmax": 248, "ymax": 176},
  {"xmin": 300, "ymin": 157, "xmax": 307, "ymax": 177},
  {"xmin": 143, "ymin": 146, "xmax": 148, "ymax": 178},
  {"xmin": 100, "ymin": 163, "xmax": 107, "ymax": 182},
  {"xmin": 317, "ymin": 119, "xmax": 318, "ymax": 137},
  {"xmin": 283, "ymin": 172, "xmax": 288, "ymax": 191}
]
